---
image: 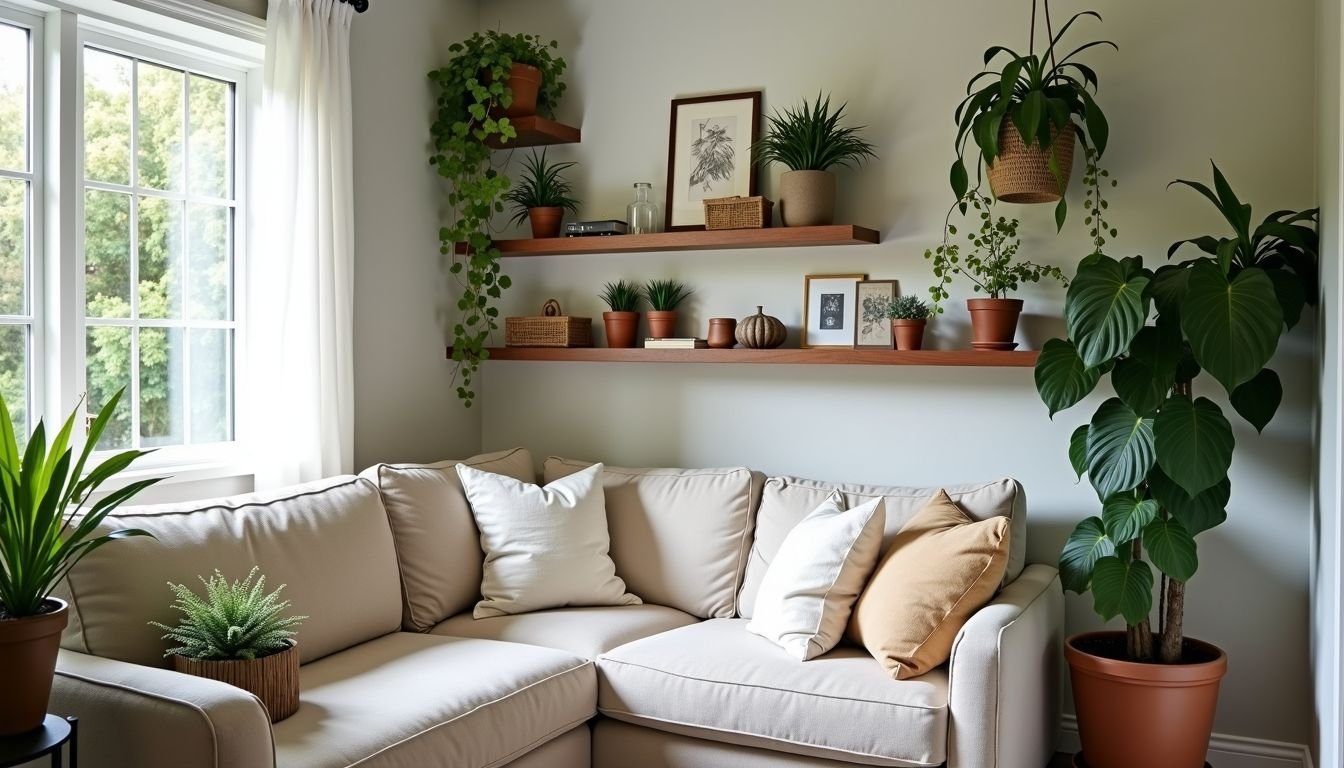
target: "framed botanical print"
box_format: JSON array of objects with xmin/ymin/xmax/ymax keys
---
[
  {"xmin": 664, "ymin": 90, "xmax": 762, "ymax": 231},
  {"xmin": 802, "ymin": 273, "xmax": 866, "ymax": 348},
  {"xmin": 854, "ymin": 280, "xmax": 898, "ymax": 349}
]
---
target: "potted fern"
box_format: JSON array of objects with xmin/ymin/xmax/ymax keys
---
[
  {"xmin": 887, "ymin": 295, "xmax": 931, "ymax": 351},
  {"xmin": 152, "ymin": 567, "xmax": 307, "ymax": 723},
  {"xmin": 600, "ymin": 280, "xmax": 643, "ymax": 349},
  {"xmin": 752, "ymin": 93, "xmax": 877, "ymax": 227},
  {"xmin": 644, "ymin": 279, "xmax": 693, "ymax": 340},
  {"xmin": 503, "ymin": 148, "xmax": 580, "ymax": 239},
  {"xmin": 0, "ymin": 389, "xmax": 159, "ymax": 735}
]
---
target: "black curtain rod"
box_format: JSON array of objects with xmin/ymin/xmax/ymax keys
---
[{"xmin": 339, "ymin": 0, "xmax": 369, "ymax": 13}]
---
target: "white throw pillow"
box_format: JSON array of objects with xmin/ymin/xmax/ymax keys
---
[
  {"xmin": 746, "ymin": 492, "xmax": 885, "ymax": 660},
  {"xmin": 458, "ymin": 462, "xmax": 641, "ymax": 618}
]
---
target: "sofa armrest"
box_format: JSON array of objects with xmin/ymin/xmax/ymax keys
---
[
  {"xmin": 946, "ymin": 563, "xmax": 1063, "ymax": 768},
  {"xmin": 51, "ymin": 649, "xmax": 275, "ymax": 768}
]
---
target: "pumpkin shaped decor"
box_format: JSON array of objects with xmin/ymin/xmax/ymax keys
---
[{"xmin": 736, "ymin": 306, "xmax": 786, "ymax": 349}]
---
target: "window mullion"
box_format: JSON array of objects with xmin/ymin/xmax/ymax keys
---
[
  {"xmin": 127, "ymin": 57, "xmax": 139, "ymax": 450},
  {"xmin": 44, "ymin": 9, "xmax": 80, "ymax": 431}
]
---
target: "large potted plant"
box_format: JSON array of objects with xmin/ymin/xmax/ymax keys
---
[
  {"xmin": 1033, "ymin": 163, "xmax": 1317, "ymax": 768},
  {"xmin": 0, "ymin": 389, "xmax": 160, "ymax": 735},
  {"xmin": 752, "ymin": 93, "xmax": 876, "ymax": 227},
  {"xmin": 430, "ymin": 33, "xmax": 568, "ymax": 407},
  {"xmin": 503, "ymin": 148, "xmax": 580, "ymax": 239}
]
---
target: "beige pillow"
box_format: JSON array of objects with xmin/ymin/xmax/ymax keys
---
[{"xmin": 847, "ymin": 490, "xmax": 1011, "ymax": 680}]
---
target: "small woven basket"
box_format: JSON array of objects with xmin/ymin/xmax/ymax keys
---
[
  {"xmin": 174, "ymin": 641, "xmax": 300, "ymax": 723},
  {"xmin": 987, "ymin": 122, "xmax": 1076, "ymax": 204},
  {"xmin": 505, "ymin": 299, "xmax": 593, "ymax": 347},
  {"xmin": 704, "ymin": 196, "xmax": 773, "ymax": 230}
]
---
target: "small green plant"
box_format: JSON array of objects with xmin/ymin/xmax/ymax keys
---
[
  {"xmin": 645, "ymin": 279, "xmax": 692, "ymax": 312},
  {"xmin": 752, "ymin": 93, "xmax": 877, "ymax": 172},
  {"xmin": 887, "ymin": 295, "xmax": 931, "ymax": 321},
  {"xmin": 503, "ymin": 148, "xmax": 580, "ymax": 225},
  {"xmin": 600, "ymin": 280, "xmax": 643, "ymax": 313},
  {"xmin": 151, "ymin": 567, "xmax": 306, "ymax": 661}
]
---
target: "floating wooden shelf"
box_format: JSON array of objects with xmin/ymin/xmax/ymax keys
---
[
  {"xmin": 485, "ymin": 116, "xmax": 581, "ymax": 149},
  {"xmin": 457, "ymin": 347, "xmax": 1039, "ymax": 367},
  {"xmin": 458, "ymin": 225, "xmax": 881, "ymax": 257}
]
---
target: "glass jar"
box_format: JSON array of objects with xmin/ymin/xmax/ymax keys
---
[{"xmin": 626, "ymin": 182, "xmax": 660, "ymax": 234}]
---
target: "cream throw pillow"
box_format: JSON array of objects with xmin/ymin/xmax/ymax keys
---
[
  {"xmin": 458, "ymin": 462, "xmax": 641, "ymax": 618},
  {"xmin": 745, "ymin": 492, "xmax": 885, "ymax": 660}
]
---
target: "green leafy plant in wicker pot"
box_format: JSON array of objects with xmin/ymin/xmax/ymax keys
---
[
  {"xmin": 430, "ymin": 32, "xmax": 568, "ymax": 407},
  {"xmin": 752, "ymin": 93, "xmax": 876, "ymax": 227},
  {"xmin": 1033, "ymin": 163, "xmax": 1318, "ymax": 768},
  {"xmin": 600, "ymin": 280, "xmax": 644, "ymax": 349},
  {"xmin": 0, "ymin": 389, "xmax": 160, "ymax": 735},
  {"xmin": 151, "ymin": 567, "xmax": 307, "ymax": 723},
  {"xmin": 503, "ymin": 148, "xmax": 580, "ymax": 239},
  {"xmin": 644, "ymin": 279, "xmax": 693, "ymax": 340},
  {"xmin": 887, "ymin": 295, "xmax": 931, "ymax": 351}
]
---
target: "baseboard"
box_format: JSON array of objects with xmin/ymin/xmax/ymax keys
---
[{"xmin": 1059, "ymin": 715, "xmax": 1314, "ymax": 768}]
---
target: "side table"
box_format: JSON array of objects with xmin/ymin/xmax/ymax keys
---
[{"xmin": 0, "ymin": 716, "xmax": 77, "ymax": 768}]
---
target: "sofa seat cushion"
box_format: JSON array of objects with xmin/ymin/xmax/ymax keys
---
[
  {"xmin": 596, "ymin": 620, "xmax": 947, "ymax": 767},
  {"xmin": 432, "ymin": 605, "xmax": 699, "ymax": 659},
  {"xmin": 273, "ymin": 632, "xmax": 595, "ymax": 768}
]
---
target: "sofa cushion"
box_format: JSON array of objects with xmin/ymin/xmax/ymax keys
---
[
  {"xmin": 58, "ymin": 476, "xmax": 400, "ymax": 668},
  {"xmin": 360, "ymin": 447, "xmax": 535, "ymax": 631},
  {"xmin": 544, "ymin": 457, "xmax": 762, "ymax": 618},
  {"xmin": 597, "ymin": 619, "xmax": 948, "ymax": 767},
  {"xmin": 273, "ymin": 632, "xmax": 595, "ymax": 768},
  {"xmin": 738, "ymin": 476, "xmax": 1026, "ymax": 618},
  {"xmin": 431, "ymin": 604, "xmax": 699, "ymax": 659}
]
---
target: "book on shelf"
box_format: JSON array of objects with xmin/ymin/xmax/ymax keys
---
[{"xmin": 643, "ymin": 338, "xmax": 709, "ymax": 349}]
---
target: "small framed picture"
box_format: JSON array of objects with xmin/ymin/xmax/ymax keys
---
[
  {"xmin": 854, "ymin": 280, "xmax": 898, "ymax": 349},
  {"xmin": 802, "ymin": 273, "xmax": 867, "ymax": 348},
  {"xmin": 664, "ymin": 90, "xmax": 762, "ymax": 231}
]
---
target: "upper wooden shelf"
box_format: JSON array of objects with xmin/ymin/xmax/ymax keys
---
[
  {"xmin": 466, "ymin": 225, "xmax": 881, "ymax": 257},
  {"xmin": 472, "ymin": 347, "xmax": 1039, "ymax": 367},
  {"xmin": 486, "ymin": 116, "xmax": 581, "ymax": 149}
]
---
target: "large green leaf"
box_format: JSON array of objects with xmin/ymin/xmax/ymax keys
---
[
  {"xmin": 1065, "ymin": 255, "xmax": 1150, "ymax": 368},
  {"xmin": 1149, "ymin": 466, "xmax": 1229, "ymax": 536},
  {"xmin": 1069, "ymin": 424, "xmax": 1089, "ymax": 480},
  {"xmin": 1035, "ymin": 339, "xmax": 1099, "ymax": 417},
  {"xmin": 1092, "ymin": 556, "xmax": 1154, "ymax": 625},
  {"xmin": 1102, "ymin": 493, "xmax": 1159, "ymax": 543},
  {"xmin": 1143, "ymin": 517, "xmax": 1198, "ymax": 582},
  {"xmin": 1060, "ymin": 517, "xmax": 1115, "ymax": 593},
  {"xmin": 1230, "ymin": 368, "xmax": 1282, "ymax": 434},
  {"xmin": 1085, "ymin": 398, "xmax": 1156, "ymax": 500},
  {"xmin": 1267, "ymin": 270, "xmax": 1305, "ymax": 330},
  {"xmin": 1181, "ymin": 262, "xmax": 1283, "ymax": 393},
  {"xmin": 1111, "ymin": 323, "xmax": 1180, "ymax": 416},
  {"xmin": 1154, "ymin": 396, "xmax": 1235, "ymax": 497},
  {"xmin": 1148, "ymin": 263, "xmax": 1192, "ymax": 317}
]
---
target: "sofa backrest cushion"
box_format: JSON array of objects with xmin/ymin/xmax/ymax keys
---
[
  {"xmin": 543, "ymin": 457, "xmax": 762, "ymax": 619},
  {"xmin": 738, "ymin": 476, "xmax": 1026, "ymax": 619},
  {"xmin": 360, "ymin": 447, "xmax": 535, "ymax": 630},
  {"xmin": 57, "ymin": 476, "xmax": 401, "ymax": 668}
]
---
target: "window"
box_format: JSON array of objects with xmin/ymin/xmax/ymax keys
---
[{"xmin": 0, "ymin": 15, "xmax": 35, "ymax": 438}]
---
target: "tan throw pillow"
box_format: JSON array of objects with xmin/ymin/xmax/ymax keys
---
[{"xmin": 847, "ymin": 489, "xmax": 1011, "ymax": 680}]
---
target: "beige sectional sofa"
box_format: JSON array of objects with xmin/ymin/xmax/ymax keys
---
[{"xmin": 50, "ymin": 448, "xmax": 1062, "ymax": 768}]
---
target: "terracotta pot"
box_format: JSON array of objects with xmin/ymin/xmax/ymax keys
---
[
  {"xmin": 174, "ymin": 641, "xmax": 301, "ymax": 723},
  {"xmin": 500, "ymin": 62, "xmax": 543, "ymax": 118},
  {"xmin": 987, "ymin": 122, "xmax": 1077, "ymax": 204},
  {"xmin": 892, "ymin": 319, "xmax": 927, "ymax": 351},
  {"xmin": 779, "ymin": 170, "xmax": 837, "ymax": 227},
  {"xmin": 966, "ymin": 298, "xmax": 1022, "ymax": 350},
  {"xmin": 602, "ymin": 311, "xmax": 639, "ymax": 348},
  {"xmin": 646, "ymin": 310, "xmax": 678, "ymax": 340},
  {"xmin": 707, "ymin": 318, "xmax": 737, "ymax": 348},
  {"xmin": 527, "ymin": 207, "xmax": 564, "ymax": 239},
  {"xmin": 1067, "ymin": 632, "xmax": 1227, "ymax": 768},
  {"xmin": 0, "ymin": 599, "xmax": 69, "ymax": 736}
]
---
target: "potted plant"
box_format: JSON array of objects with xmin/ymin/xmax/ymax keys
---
[
  {"xmin": 151, "ymin": 567, "xmax": 307, "ymax": 723},
  {"xmin": 600, "ymin": 280, "xmax": 643, "ymax": 349},
  {"xmin": 503, "ymin": 148, "xmax": 580, "ymax": 239},
  {"xmin": 1033, "ymin": 163, "xmax": 1317, "ymax": 768},
  {"xmin": 950, "ymin": 4, "xmax": 1115, "ymax": 228},
  {"xmin": 430, "ymin": 33, "xmax": 568, "ymax": 407},
  {"xmin": 452, "ymin": 30, "xmax": 567, "ymax": 120},
  {"xmin": 926, "ymin": 190, "xmax": 1068, "ymax": 348},
  {"xmin": 644, "ymin": 279, "xmax": 692, "ymax": 339},
  {"xmin": 0, "ymin": 389, "xmax": 159, "ymax": 735},
  {"xmin": 887, "ymin": 295, "xmax": 931, "ymax": 351},
  {"xmin": 752, "ymin": 93, "xmax": 877, "ymax": 227}
]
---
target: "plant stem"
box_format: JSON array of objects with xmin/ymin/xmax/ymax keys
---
[
  {"xmin": 1156, "ymin": 376, "xmax": 1194, "ymax": 663},
  {"xmin": 1126, "ymin": 537, "xmax": 1153, "ymax": 660}
]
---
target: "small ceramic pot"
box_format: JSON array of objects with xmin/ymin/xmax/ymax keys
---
[
  {"xmin": 528, "ymin": 207, "xmax": 564, "ymax": 239},
  {"xmin": 646, "ymin": 310, "xmax": 678, "ymax": 340},
  {"xmin": 779, "ymin": 170, "xmax": 837, "ymax": 227},
  {"xmin": 707, "ymin": 318, "xmax": 737, "ymax": 348},
  {"xmin": 603, "ymin": 311, "xmax": 639, "ymax": 348},
  {"xmin": 966, "ymin": 298, "xmax": 1023, "ymax": 350},
  {"xmin": 892, "ymin": 319, "xmax": 927, "ymax": 351}
]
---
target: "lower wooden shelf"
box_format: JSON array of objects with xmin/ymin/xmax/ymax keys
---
[{"xmin": 461, "ymin": 347, "xmax": 1040, "ymax": 367}]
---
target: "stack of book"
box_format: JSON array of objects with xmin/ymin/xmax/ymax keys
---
[{"xmin": 643, "ymin": 338, "xmax": 708, "ymax": 349}]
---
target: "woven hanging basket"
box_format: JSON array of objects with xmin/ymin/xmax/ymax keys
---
[
  {"xmin": 174, "ymin": 641, "xmax": 300, "ymax": 723},
  {"xmin": 987, "ymin": 122, "xmax": 1076, "ymax": 204}
]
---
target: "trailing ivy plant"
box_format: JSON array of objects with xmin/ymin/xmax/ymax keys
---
[
  {"xmin": 429, "ymin": 32, "xmax": 568, "ymax": 406},
  {"xmin": 1034, "ymin": 162, "xmax": 1317, "ymax": 663}
]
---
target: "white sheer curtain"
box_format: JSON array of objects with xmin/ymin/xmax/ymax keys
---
[{"xmin": 249, "ymin": 0, "xmax": 355, "ymax": 488}]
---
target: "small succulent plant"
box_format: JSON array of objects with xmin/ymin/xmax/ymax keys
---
[
  {"xmin": 887, "ymin": 294, "xmax": 931, "ymax": 321},
  {"xmin": 644, "ymin": 279, "xmax": 693, "ymax": 311},
  {"xmin": 600, "ymin": 280, "xmax": 644, "ymax": 312},
  {"xmin": 151, "ymin": 567, "xmax": 306, "ymax": 661}
]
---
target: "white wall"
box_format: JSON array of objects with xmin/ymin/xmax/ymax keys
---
[
  {"xmin": 206, "ymin": 0, "xmax": 264, "ymax": 18},
  {"xmin": 476, "ymin": 0, "xmax": 1317, "ymax": 748}
]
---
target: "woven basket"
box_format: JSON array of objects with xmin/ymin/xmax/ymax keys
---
[
  {"xmin": 505, "ymin": 299, "xmax": 593, "ymax": 348},
  {"xmin": 704, "ymin": 196, "xmax": 773, "ymax": 230},
  {"xmin": 174, "ymin": 641, "xmax": 299, "ymax": 723},
  {"xmin": 987, "ymin": 122, "xmax": 1076, "ymax": 204}
]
